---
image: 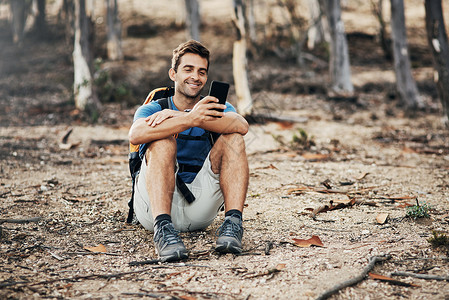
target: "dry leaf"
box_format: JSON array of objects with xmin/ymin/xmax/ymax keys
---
[
  {"xmin": 275, "ymin": 263, "xmax": 286, "ymax": 270},
  {"xmin": 369, "ymin": 272, "xmax": 420, "ymax": 287},
  {"xmin": 356, "ymin": 172, "xmax": 369, "ymax": 180},
  {"xmin": 402, "ymin": 147, "xmax": 417, "ymax": 154},
  {"xmin": 276, "ymin": 121, "xmax": 294, "ymax": 130},
  {"xmin": 84, "ymin": 244, "xmax": 107, "ymax": 253},
  {"xmin": 179, "ymin": 296, "xmax": 196, "ymax": 300},
  {"xmin": 301, "ymin": 153, "xmax": 330, "ymax": 161},
  {"xmin": 293, "ymin": 235, "xmax": 324, "ymax": 247},
  {"xmin": 376, "ymin": 213, "xmax": 388, "ymax": 224},
  {"xmin": 397, "ymin": 202, "xmax": 413, "ymax": 208}
]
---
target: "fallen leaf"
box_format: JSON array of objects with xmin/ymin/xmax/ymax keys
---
[
  {"xmin": 397, "ymin": 202, "xmax": 413, "ymax": 208},
  {"xmin": 301, "ymin": 153, "xmax": 330, "ymax": 161},
  {"xmin": 276, "ymin": 121, "xmax": 294, "ymax": 130},
  {"xmin": 256, "ymin": 163, "xmax": 278, "ymax": 170},
  {"xmin": 369, "ymin": 272, "xmax": 420, "ymax": 287},
  {"xmin": 84, "ymin": 244, "xmax": 107, "ymax": 253},
  {"xmin": 293, "ymin": 235, "xmax": 324, "ymax": 247},
  {"xmin": 179, "ymin": 296, "xmax": 196, "ymax": 300},
  {"xmin": 356, "ymin": 172, "xmax": 370, "ymax": 180},
  {"xmin": 402, "ymin": 147, "xmax": 417, "ymax": 154},
  {"xmin": 275, "ymin": 263, "xmax": 286, "ymax": 270},
  {"xmin": 376, "ymin": 213, "xmax": 388, "ymax": 224}
]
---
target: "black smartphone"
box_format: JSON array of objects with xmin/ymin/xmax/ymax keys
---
[{"xmin": 208, "ymin": 81, "xmax": 229, "ymax": 114}]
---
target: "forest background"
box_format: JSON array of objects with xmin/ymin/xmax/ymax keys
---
[{"xmin": 0, "ymin": 0, "xmax": 449, "ymax": 299}]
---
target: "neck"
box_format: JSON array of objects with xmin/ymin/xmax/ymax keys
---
[{"xmin": 172, "ymin": 93, "xmax": 200, "ymax": 111}]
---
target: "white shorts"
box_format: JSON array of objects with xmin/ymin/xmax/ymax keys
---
[{"xmin": 133, "ymin": 153, "xmax": 224, "ymax": 232}]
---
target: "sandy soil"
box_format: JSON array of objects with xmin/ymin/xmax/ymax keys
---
[{"xmin": 1, "ymin": 0, "xmax": 449, "ymax": 299}]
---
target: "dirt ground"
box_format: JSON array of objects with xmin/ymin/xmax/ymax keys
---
[{"xmin": 1, "ymin": 1, "xmax": 449, "ymax": 299}]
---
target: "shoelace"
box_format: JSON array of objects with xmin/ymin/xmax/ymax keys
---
[
  {"xmin": 157, "ymin": 223, "xmax": 182, "ymax": 246},
  {"xmin": 217, "ymin": 218, "xmax": 242, "ymax": 238}
]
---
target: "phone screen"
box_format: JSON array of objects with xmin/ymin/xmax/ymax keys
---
[{"xmin": 208, "ymin": 81, "xmax": 229, "ymax": 113}]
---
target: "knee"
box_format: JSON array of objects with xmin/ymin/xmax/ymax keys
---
[
  {"xmin": 218, "ymin": 133, "xmax": 246, "ymax": 153},
  {"xmin": 145, "ymin": 136, "xmax": 177, "ymax": 160}
]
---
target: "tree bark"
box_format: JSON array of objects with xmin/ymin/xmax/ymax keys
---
[
  {"xmin": 390, "ymin": 0, "xmax": 422, "ymax": 109},
  {"xmin": 307, "ymin": 0, "xmax": 328, "ymax": 50},
  {"xmin": 106, "ymin": 0, "xmax": 123, "ymax": 61},
  {"xmin": 10, "ymin": 0, "xmax": 29, "ymax": 44},
  {"xmin": 319, "ymin": 0, "xmax": 353, "ymax": 95},
  {"xmin": 232, "ymin": 0, "xmax": 252, "ymax": 116},
  {"xmin": 33, "ymin": 0, "xmax": 47, "ymax": 35},
  {"xmin": 73, "ymin": 0, "xmax": 100, "ymax": 116},
  {"xmin": 425, "ymin": 0, "xmax": 449, "ymax": 125},
  {"xmin": 184, "ymin": 0, "xmax": 200, "ymax": 41},
  {"xmin": 371, "ymin": 0, "xmax": 391, "ymax": 60}
]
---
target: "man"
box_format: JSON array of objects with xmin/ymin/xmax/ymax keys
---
[{"xmin": 129, "ymin": 40, "xmax": 249, "ymax": 262}]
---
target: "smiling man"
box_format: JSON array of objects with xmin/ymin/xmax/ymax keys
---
[{"xmin": 129, "ymin": 40, "xmax": 249, "ymax": 261}]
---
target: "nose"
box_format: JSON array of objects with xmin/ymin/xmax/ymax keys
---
[{"xmin": 190, "ymin": 71, "xmax": 199, "ymax": 81}]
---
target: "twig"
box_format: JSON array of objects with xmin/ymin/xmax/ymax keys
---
[
  {"xmin": 315, "ymin": 254, "xmax": 392, "ymax": 300},
  {"xmin": 64, "ymin": 251, "xmax": 122, "ymax": 256},
  {"xmin": 265, "ymin": 241, "xmax": 273, "ymax": 255},
  {"xmin": 122, "ymin": 292, "xmax": 166, "ymax": 298},
  {"xmin": 392, "ymin": 256, "xmax": 449, "ymax": 263},
  {"xmin": 391, "ymin": 271, "xmax": 449, "ymax": 281},
  {"xmin": 129, "ymin": 258, "xmax": 163, "ymax": 266},
  {"xmin": 0, "ymin": 217, "xmax": 42, "ymax": 224},
  {"xmin": 0, "ymin": 267, "xmax": 156, "ymax": 289}
]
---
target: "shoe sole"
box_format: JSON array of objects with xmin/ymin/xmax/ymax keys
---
[
  {"xmin": 215, "ymin": 242, "xmax": 242, "ymax": 254},
  {"xmin": 159, "ymin": 250, "xmax": 189, "ymax": 262}
]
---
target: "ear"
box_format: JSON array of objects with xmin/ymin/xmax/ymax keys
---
[{"xmin": 168, "ymin": 68, "xmax": 176, "ymax": 81}]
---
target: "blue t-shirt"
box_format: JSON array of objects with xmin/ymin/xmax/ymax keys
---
[{"xmin": 133, "ymin": 97, "xmax": 236, "ymax": 183}]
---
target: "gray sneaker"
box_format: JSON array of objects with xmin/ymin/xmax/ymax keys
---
[
  {"xmin": 153, "ymin": 220, "xmax": 188, "ymax": 262},
  {"xmin": 215, "ymin": 215, "xmax": 243, "ymax": 254}
]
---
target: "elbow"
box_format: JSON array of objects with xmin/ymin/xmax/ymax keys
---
[
  {"xmin": 240, "ymin": 124, "xmax": 249, "ymax": 135},
  {"xmin": 128, "ymin": 128, "xmax": 141, "ymax": 145}
]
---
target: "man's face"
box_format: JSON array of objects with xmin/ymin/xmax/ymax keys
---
[{"xmin": 170, "ymin": 53, "xmax": 208, "ymax": 99}]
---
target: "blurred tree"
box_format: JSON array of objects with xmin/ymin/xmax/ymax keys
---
[
  {"xmin": 9, "ymin": 0, "xmax": 31, "ymax": 44},
  {"xmin": 370, "ymin": 0, "xmax": 391, "ymax": 60},
  {"xmin": 318, "ymin": 0, "xmax": 354, "ymax": 96},
  {"xmin": 59, "ymin": 0, "xmax": 75, "ymax": 44},
  {"xmin": 185, "ymin": 0, "xmax": 200, "ymax": 41},
  {"xmin": 232, "ymin": 0, "xmax": 252, "ymax": 116},
  {"xmin": 390, "ymin": 0, "xmax": 422, "ymax": 109},
  {"xmin": 307, "ymin": 0, "xmax": 327, "ymax": 50},
  {"xmin": 32, "ymin": 0, "xmax": 47, "ymax": 35},
  {"xmin": 425, "ymin": 0, "xmax": 449, "ymax": 125},
  {"xmin": 106, "ymin": 0, "xmax": 123, "ymax": 60},
  {"xmin": 73, "ymin": 0, "xmax": 100, "ymax": 116}
]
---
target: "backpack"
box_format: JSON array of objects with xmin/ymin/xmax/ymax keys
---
[{"xmin": 126, "ymin": 87, "xmax": 219, "ymax": 224}]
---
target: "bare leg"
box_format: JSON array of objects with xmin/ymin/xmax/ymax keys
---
[
  {"xmin": 209, "ymin": 133, "xmax": 249, "ymax": 212},
  {"xmin": 144, "ymin": 136, "xmax": 177, "ymax": 219}
]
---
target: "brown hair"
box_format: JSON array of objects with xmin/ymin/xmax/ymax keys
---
[{"xmin": 171, "ymin": 40, "xmax": 210, "ymax": 72}]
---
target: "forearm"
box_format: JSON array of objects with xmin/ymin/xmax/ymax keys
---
[
  {"xmin": 199, "ymin": 112, "xmax": 249, "ymax": 135},
  {"xmin": 129, "ymin": 114, "xmax": 191, "ymax": 145}
]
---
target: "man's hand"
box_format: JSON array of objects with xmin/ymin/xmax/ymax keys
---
[
  {"xmin": 189, "ymin": 97, "xmax": 226, "ymax": 127},
  {"xmin": 145, "ymin": 109, "xmax": 184, "ymax": 127}
]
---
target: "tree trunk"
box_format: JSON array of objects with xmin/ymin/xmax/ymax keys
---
[
  {"xmin": 425, "ymin": 0, "xmax": 449, "ymax": 125},
  {"xmin": 232, "ymin": 0, "xmax": 252, "ymax": 116},
  {"xmin": 33, "ymin": 0, "xmax": 47, "ymax": 35},
  {"xmin": 184, "ymin": 0, "xmax": 200, "ymax": 41},
  {"xmin": 106, "ymin": 0, "xmax": 123, "ymax": 61},
  {"xmin": 390, "ymin": 0, "xmax": 422, "ymax": 109},
  {"xmin": 10, "ymin": 0, "xmax": 29, "ymax": 44},
  {"xmin": 73, "ymin": 0, "xmax": 100, "ymax": 116},
  {"xmin": 247, "ymin": 0, "xmax": 257, "ymax": 45},
  {"xmin": 319, "ymin": 0, "xmax": 353, "ymax": 95},
  {"xmin": 371, "ymin": 0, "xmax": 391, "ymax": 60},
  {"xmin": 307, "ymin": 0, "xmax": 328, "ymax": 50}
]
